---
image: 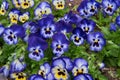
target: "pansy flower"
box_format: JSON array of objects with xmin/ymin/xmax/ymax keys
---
[
  {"xmin": 19, "ymin": 12, "xmax": 30, "ymax": 23},
  {"xmin": 28, "ymin": 33, "xmax": 48, "ymax": 61},
  {"xmin": 61, "ymin": 57, "xmax": 73, "ymax": 71},
  {"xmin": 0, "ymin": 0, "xmax": 9, "ymax": 15},
  {"xmin": 110, "ymin": 23, "xmax": 117, "ymax": 32},
  {"xmin": 87, "ymin": 32, "xmax": 106, "ymax": 52},
  {"xmin": 12, "ymin": 0, "xmax": 21, "ymax": 8},
  {"xmin": 3, "ymin": 24, "xmax": 25, "ymax": 45},
  {"xmin": 78, "ymin": 18, "xmax": 96, "ymax": 34},
  {"xmin": 72, "ymin": 58, "xmax": 88, "ymax": 76},
  {"xmin": 19, "ymin": 0, "xmax": 34, "ymax": 9},
  {"xmin": 74, "ymin": 74, "xmax": 93, "ymax": 80},
  {"xmin": 115, "ymin": 15, "xmax": 120, "ymax": 26},
  {"xmin": 52, "ymin": 0, "xmax": 65, "ymax": 10},
  {"xmin": 8, "ymin": 9, "xmax": 21, "ymax": 24},
  {"xmin": 77, "ymin": 0, "xmax": 91, "ymax": 17},
  {"xmin": 38, "ymin": 62, "xmax": 51, "ymax": 79},
  {"xmin": 51, "ymin": 58, "xmax": 69, "ymax": 80},
  {"xmin": 29, "ymin": 74, "xmax": 44, "ymax": 80},
  {"xmin": 10, "ymin": 58, "xmax": 26, "ymax": 73},
  {"xmin": 11, "ymin": 72, "xmax": 27, "ymax": 80},
  {"xmin": 0, "ymin": 65, "xmax": 10, "ymax": 77},
  {"xmin": 34, "ymin": 2, "xmax": 52, "ymax": 18},
  {"xmin": 98, "ymin": 62, "xmax": 105, "ymax": 69},
  {"xmin": 61, "ymin": 11, "xmax": 82, "ymax": 25},
  {"xmin": 55, "ymin": 20, "xmax": 73, "ymax": 34},
  {"xmin": 51, "ymin": 32, "xmax": 69, "ymax": 57},
  {"xmin": 102, "ymin": 0, "xmax": 118, "ymax": 16},
  {"xmin": 0, "ymin": 24, "xmax": 5, "ymax": 36},
  {"xmin": 38, "ymin": 14, "xmax": 55, "ymax": 38},
  {"xmin": 86, "ymin": 0, "xmax": 100, "ymax": 16},
  {"xmin": 71, "ymin": 27, "xmax": 87, "ymax": 46}
]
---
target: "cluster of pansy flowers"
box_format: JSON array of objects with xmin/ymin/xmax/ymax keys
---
[
  {"xmin": 0, "ymin": 0, "xmax": 120, "ymax": 79},
  {"xmin": 0, "ymin": 56, "xmax": 95, "ymax": 80}
]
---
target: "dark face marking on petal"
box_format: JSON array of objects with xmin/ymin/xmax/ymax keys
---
[{"xmin": 8, "ymin": 36, "xmax": 13, "ymax": 41}]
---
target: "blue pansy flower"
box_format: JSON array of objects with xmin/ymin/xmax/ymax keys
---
[
  {"xmin": 74, "ymin": 74, "xmax": 93, "ymax": 80},
  {"xmin": 23, "ymin": 21, "xmax": 39, "ymax": 42},
  {"xmin": 61, "ymin": 57, "xmax": 73, "ymax": 71},
  {"xmin": 10, "ymin": 58, "xmax": 26, "ymax": 73},
  {"xmin": 72, "ymin": 58, "xmax": 88, "ymax": 76},
  {"xmin": 0, "ymin": 0, "xmax": 9, "ymax": 15},
  {"xmin": 71, "ymin": 27, "xmax": 87, "ymax": 46},
  {"xmin": 23, "ymin": 21, "xmax": 39, "ymax": 34},
  {"xmin": 11, "ymin": 72, "xmax": 27, "ymax": 80},
  {"xmin": 55, "ymin": 20, "xmax": 73, "ymax": 34},
  {"xmin": 78, "ymin": 18, "xmax": 96, "ymax": 34},
  {"xmin": 12, "ymin": 0, "xmax": 21, "ymax": 8},
  {"xmin": 51, "ymin": 58, "xmax": 69, "ymax": 80},
  {"xmin": 19, "ymin": 0, "xmax": 34, "ymax": 9},
  {"xmin": 102, "ymin": 0, "xmax": 118, "ymax": 16},
  {"xmin": 115, "ymin": 15, "xmax": 120, "ymax": 26},
  {"xmin": 3, "ymin": 24, "xmax": 25, "ymax": 45},
  {"xmin": 61, "ymin": 11, "xmax": 82, "ymax": 25},
  {"xmin": 110, "ymin": 23, "xmax": 117, "ymax": 32},
  {"xmin": 77, "ymin": 0, "xmax": 91, "ymax": 17},
  {"xmin": 38, "ymin": 62, "xmax": 51, "ymax": 79},
  {"xmin": 19, "ymin": 12, "xmax": 30, "ymax": 23},
  {"xmin": 8, "ymin": 9, "xmax": 21, "ymax": 24},
  {"xmin": 52, "ymin": 0, "xmax": 65, "ymax": 10},
  {"xmin": 51, "ymin": 32, "xmax": 69, "ymax": 57},
  {"xmin": 0, "ymin": 65, "xmax": 10, "ymax": 77},
  {"xmin": 38, "ymin": 14, "xmax": 56, "ymax": 38},
  {"xmin": 86, "ymin": 0, "xmax": 100, "ymax": 16},
  {"xmin": 87, "ymin": 32, "xmax": 106, "ymax": 51},
  {"xmin": 29, "ymin": 74, "xmax": 44, "ymax": 80},
  {"xmin": 98, "ymin": 62, "xmax": 105, "ymax": 69},
  {"xmin": 34, "ymin": 2, "xmax": 52, "ymax": 18},
  {"xmin": 0, "ymin": 24, "xmax": 5, "ymax": 36},
  {"xmin": 28, "ymin": 33, "xmax": 48, "ymax": 61}
]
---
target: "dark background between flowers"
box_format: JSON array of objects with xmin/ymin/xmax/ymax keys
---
[{"xmin": 0, "ymin": 0, "xmax": 120, "ymax": 80}]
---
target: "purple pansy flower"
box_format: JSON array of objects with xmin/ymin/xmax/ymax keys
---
[
  {"xmin": 0, "ymin": 24, "xmax": 5, "ymax": 36},
  {"xmin": 0, "ymin": 0, "xmax": 9, "ymax": 15},
  {"xmin": 115, "ymin": 15, "xmax": 120, "ymax": 26},
  {"xmin": 110, "ymin": 23, "xmax": 117, "ymax": 32},
  {"xmin": 0, "ymin": 65, "xmax": 10, "ymax": 77},
  {"xmin": 52, "ymin": 0, "xmax": 65, "ymax": 10},
  {"xmin": 87, "ymin": 32, "xmax": 106, "ymax": 52},
  {"xmin": 51, "ymin": 32, "xmax": 69, "ymax": 57},
  {"xmin": 38, "ymin": 62, "xmax": 51, "ymax": 79},
  {"xmin": 38, "ymin": 14, "xmax": 56, "ymax": 38},
  {"xmin": 34, "ymin": 2, "xmax": 52, "ymax": 18},
  {"xmin": 102, "ymin": 0, "xmax": 118, "ymax": 16},
  {"xmin": 29, "ymin": 74, "xmax": 44, "ymax": 80},
  {"xmin": 19, "ymin": 12, "xmax": 30, "ymax": 23},
  {"xmin": 74, "ymin": 74, "xmax": 93, "ymax": 80},
  {"xmin": 8, "ymin": 9, "xmax": 21, "ymax": 24},
  {"xmin": 60, "ymin": 11, "xmax": 82, "ymax": 25},
  {"xmin": 55, "ymin": 20, "xmax": 73, "ymax": 34},
  {"xmin": 51, "ymin": 58, "xmax": 69, "ymax": 80},
  {"xmin": 78, "ymin": 18, "xmax": 96, "ymax": 34},
  {"xmin": 86, "ymin": 0, "xmax": 100, "ymax": 16},
  {"xmin": 11, "ymin": 72, "xmax": 27, "ymax": 80},
  {"xmin": 71, "ymin": 27, "xmax": 87, "ymax": 46},
  {"xmin": 72, "ymin": 58, "xmax": 88, "ymax": 76},
  {"xmin": 10, "ymin": 58, "xmax": 26, "ymax": 73},
  {"xmin": 3, "ymin": 24, "xmax": 25, "ymax": 45},
  {"xmin": 12, "ymin": 0, "xmax": 21, "ymax": 8},
  {"xmin": 27, "ymin": 33, "xmax": 48, "ymax": 61},
  {"xmin": 77, "ymin": 0, "xmax": 91, "ymax": 18}
]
